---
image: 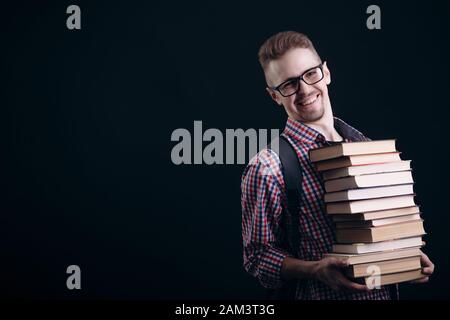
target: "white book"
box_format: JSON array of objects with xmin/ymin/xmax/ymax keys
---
[
  {"xmin": 332, "ymin": 236, "xmax": 423, "ymax": 254},
  {"xmin": 331, "ymin": 206, "xmax": 421, "ymax": 221},
  {"xmin": 325, "ymin": 171, "xmax": 414, "ymax": 193},
  {"xmin": 315, "ymin": 152, "xmax": 401, "ymax": 172},
  {"xmin": 324, "ymin": 184, "xmax": 414, "ymax": 203},
  {"xmin": 325, "ymin": 247, "xmax": 422, "ymax": 265},
  {"xmin": 309, "ymin": 139, "xmax": 397, "ymax": 162},
  {"xmin": 326, "ymin": 195, "xmax": 416, "ymax": 214},
  {"xmin": 322, "ymin": 161, "xmax": 412, "ymax": 181},
  {"xmin": 335, "ymin": 213, "xmax": 422, "ymax": 229}
]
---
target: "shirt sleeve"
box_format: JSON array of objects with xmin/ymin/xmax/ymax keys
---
[{"xmin": 241, "ymin": 148, "xmax": 291, "ymax": 289}]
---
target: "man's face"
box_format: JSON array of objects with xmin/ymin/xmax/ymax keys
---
[{"xmin": 265, "ymin": 48, "xmax": 331, "ymax": 123}]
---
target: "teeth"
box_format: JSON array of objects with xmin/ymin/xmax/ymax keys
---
[{"xmin": 300, "ymin": 94, "xmax": 318, "ymax": 106}]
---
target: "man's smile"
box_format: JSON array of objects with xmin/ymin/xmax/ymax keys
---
[{"xmin": 297, "ymin": 93, "xmax": 320, "ymax": 107}]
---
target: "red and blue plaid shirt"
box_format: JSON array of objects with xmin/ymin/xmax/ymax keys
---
[{"xmin": 241, "ymin": 117, "xmax": 392, "ymax": 300}]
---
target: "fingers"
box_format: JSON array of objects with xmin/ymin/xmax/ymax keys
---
[
  {"xmin": 419, "ymin": 251, "xmax": 435, "ymax": 275},
  {"xmin": 341, "ymin": 279, "xmax": 370, "ymax": 292},
  {"xmin": 327, "ymin": 257, "xmax": 349, "ymax": 268},
  {"xmin": 324, "ymin": 258, "xmax": 368, "ymax": 292},
  {"xmin": 420, "ymin": 251, "xmax": 432, "ymax": 267},
  {"xmin": 334, "ymin": 272, "xmax": 370, "ymax": 292},
  {"xmin": 410, "ymin": 276, "xmax": 429, "ymax": 284},
  {"xmin": 410, "ymin": 253, "xmax": 432, "ymax": 284},
  {"xmin": 422, "ymin": 267, "xmax": 434, "ymax": 275}
]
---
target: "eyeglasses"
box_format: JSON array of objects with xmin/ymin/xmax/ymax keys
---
[{"xmin": 271, "ymin": 64, "xmax": 324, "ymax": 97}]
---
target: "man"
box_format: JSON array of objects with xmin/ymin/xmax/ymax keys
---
[{"xmin": 241, "ymin": 31, "xmax": 434, "ymax": 299}]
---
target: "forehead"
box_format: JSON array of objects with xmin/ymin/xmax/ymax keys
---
[{"xmin": 266, "ymin": 48, "xmax": 321, "ymax": 86}]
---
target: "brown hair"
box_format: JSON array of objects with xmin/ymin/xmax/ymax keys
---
[{"xmin": 258, "ymin": 31, "xmax": 321, "ymax": 71}]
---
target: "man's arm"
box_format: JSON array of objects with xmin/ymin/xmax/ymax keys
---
[{"xmin": 241, "ymin": 149, "xmax": 290, "ymax": 289}]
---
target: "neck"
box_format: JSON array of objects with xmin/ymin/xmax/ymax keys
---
[{"xmin": 302, "ymin": 101, "xmax": 342, "ymax": 141}]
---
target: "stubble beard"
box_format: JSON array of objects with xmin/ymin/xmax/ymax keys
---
[{"xmin": 298, "ymin": 102, "xmax": 325, "ymax": 123}]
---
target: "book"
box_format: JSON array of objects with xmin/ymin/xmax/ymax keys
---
[
  {"xmin": 348, "ymin": 256, "xmax": 422, "ymax": 278},
  {"xmin": 331, "ymin": 206, "xmax": 421, "ymax": 221},
  {"xmin": 326, "ymin": 195, "xmax": 416, "ymax": 214},
  {"xmin": 324, "ymin": 171, "xmax": 414, "ymax": 192},
  {"xmin": 310, "ymin": 140, "xmax": 429, "ymax": 287},
  {"xmin": 324, "ymin": 247, "xmax": 422, "ymax": 265},
  {"xmin": 309, "ymin": 139, "xmax": 397, "ymax": 162},
  {"xmin": 332, "ymin": 236, "xmax": 423, "ymax": 254},
  {"xmin": 335, "ymin": 220, "xmax": 425, "ymax": 243},
  {"xmin": 324, "ymin": 184, "xmax": 414, "ymax": 203},
  {"xmin": 315, "ymin": 152, "xmax": 401, "ymax": 172},
  {"xmin": 322, "ymin": 161, "xmax": 412, "ymax": 181},
  {"xmin": 335, "ymin": 214, "xmax": 421, "ymax": 229},
  {"xmin": 360, "ymin": 269, "xmax": 425, "ymax": 286}
]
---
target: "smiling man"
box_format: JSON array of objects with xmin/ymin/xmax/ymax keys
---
[{"xmin": 241, "ymin": 31, "xmax": 434, "ymax": 300}]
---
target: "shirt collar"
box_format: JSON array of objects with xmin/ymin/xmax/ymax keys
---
[{"xmin": 283, "ymin": 116, "xmax": 367, "ymax": 144}]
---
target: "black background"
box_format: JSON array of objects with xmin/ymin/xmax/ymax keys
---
[{"xmin": 1, "ymin": 0, "xmax": 449, "ymax": 299}]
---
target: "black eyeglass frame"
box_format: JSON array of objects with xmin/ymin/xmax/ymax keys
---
[{"xmin": 271, "ymin": 63, "xmax": 324, "ymax": 97}]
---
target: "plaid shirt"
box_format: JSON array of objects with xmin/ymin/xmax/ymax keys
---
[{"xmin": 241, "ymin": 117, "xmax": 392, "ymax": 300}]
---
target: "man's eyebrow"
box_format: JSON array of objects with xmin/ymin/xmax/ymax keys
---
[
  {"xmin": 279, "ymin": 64, "xmax": 321, "ymax": 85},
  {"xmin": 278, "ymin": 74, "xmax": 300, "ymax": 86},
  {"xmin": 284, "ymin": 75, "xmax": 299, "ymax": 82}
]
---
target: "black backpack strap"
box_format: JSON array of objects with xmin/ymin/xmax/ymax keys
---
[
  {"xmin": 268, "ymin": 135, "xmax": 303, "ymax": 256},
  {"xmin": 266, "ymin": 135, "xmax": 303, "ymax": 300},
  {"xmin": 275, "ymin": 135, "xmax": 303, "ymax": 257}
]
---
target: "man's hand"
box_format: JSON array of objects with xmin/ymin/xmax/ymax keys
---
[
  {"xmin": 313, "ymin": 257, "xmax": 371, "ymax": 292},
  {"xmin": 410, "ymin": 251, "xmax": 435, "ymax": 284}
]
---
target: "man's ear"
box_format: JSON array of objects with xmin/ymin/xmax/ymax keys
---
[
  {"xmin": 266, "ymin": 87, "xmax": 282, "ymax": 106},
  {"xmin": 323, "ymin": 61, "xmax": 331, "ymax": 85}
]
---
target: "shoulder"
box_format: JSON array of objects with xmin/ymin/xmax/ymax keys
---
[
  {"xmin": 241, "ymin": 147, "xmax": 284, "ymax": 188},
  {"xmin": 334, "ymin": 117, "xmax": 371, "ymax": 142}
]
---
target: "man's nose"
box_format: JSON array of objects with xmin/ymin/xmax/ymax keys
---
[{"xmin": 297, "ymin": 80, "xmax": 313, "ymax": 97}]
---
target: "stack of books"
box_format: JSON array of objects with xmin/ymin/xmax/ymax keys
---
[{"xmin": 309, "ymin": 139, "xmax": 427, "ymax": 287}]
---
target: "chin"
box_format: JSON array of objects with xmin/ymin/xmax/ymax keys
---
[{"xmin": 295, "ymin": 105, "xmax": 325, "ymax": 123}]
